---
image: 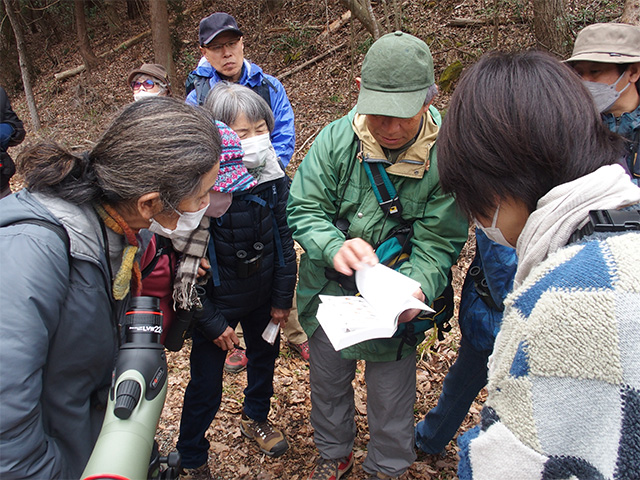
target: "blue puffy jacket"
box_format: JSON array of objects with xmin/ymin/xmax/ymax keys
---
[
  {"xmin": 458, "ymin": 229, "xmax": 517, "ymax": 352},
  {"xmin": 186, "ymin": 58, "xmax": 296, "ymax": 167}
]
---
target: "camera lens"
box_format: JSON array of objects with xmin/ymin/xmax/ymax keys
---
[{"xmin": 124, "ymin": 296, "xmax": 163, "ymax": 344}]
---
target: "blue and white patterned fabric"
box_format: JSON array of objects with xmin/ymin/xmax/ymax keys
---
[{"xmin": 459, "ymin": 229, "xmax": 640, "ymax": 480}]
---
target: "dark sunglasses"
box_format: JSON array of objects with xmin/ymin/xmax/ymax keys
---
[{"xmin": 131, "ymin": 79, "xmax": 157, "ymax": 91}]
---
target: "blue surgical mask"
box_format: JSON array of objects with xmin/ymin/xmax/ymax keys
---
[
  {"xmin": 148, "ymin": 203, "xmax": 208, "ymax": 239},
  {"xmin": 582, "ymin": 71, "xmax": 630, "ymax": 113},
  {"xmin": 475, "ymin": 204, "xmax": 515, "ymax": 249}
]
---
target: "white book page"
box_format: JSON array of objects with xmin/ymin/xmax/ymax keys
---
[
  {"xmin": 317, "ymin": 296, "xmax": 398, "ymax": 350},
  {"xmin": 355, "ymin": 263, "xmax": 432, "ymax": 320},
  {"xmin": 316, "ymin": 265, "xmax": 435, "ymax": 351}
]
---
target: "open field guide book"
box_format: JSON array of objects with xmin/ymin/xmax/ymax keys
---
[{"xmin": 317, "ymin": 263, "xmax": 433, "ymax": 351}]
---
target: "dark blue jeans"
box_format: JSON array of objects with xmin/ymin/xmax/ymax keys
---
[
  {"xmin": 176, "ymin": 302, "xmax": 280, "ymax": 468},
  {"xmin": 415, "ymin": 338, "xmax": 491, "ymax": 454}
]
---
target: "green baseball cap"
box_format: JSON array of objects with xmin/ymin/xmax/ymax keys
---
[{"xmin": 357, "ymin": 31, "xmax": 435, "ymax": 119}]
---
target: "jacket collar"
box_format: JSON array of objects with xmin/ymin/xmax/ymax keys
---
[
  {"xmin": 351, "ymin": 111, "xmax": 439, "ymax": 179},
  {"xmin": 195, "ymin": 58, "xmax": 264, "ymax": 88}
]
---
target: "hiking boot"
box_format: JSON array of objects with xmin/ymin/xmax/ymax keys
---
[
  {"xmin": 224, "ymin": 347, "xmax": 248, "ymax": 374},
  {"xmin": 307, "ymin": 452, "xmax": 354, "ymax": 480},
  {"xmin": 240, "ymin": 411, "xmax": 289, "ymax": 457},
  {"xmin": 365, "ymin": 473, "xmax": 397, "ymax": 480},
  {"xmin": 179, "ymin": 462, "xmax": 212, "ymax": 480},
  {"xmin": 289, "ymin": 340, "xmax": 310, "ymax": 361}
]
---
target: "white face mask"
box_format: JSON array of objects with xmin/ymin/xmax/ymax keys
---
[
  {"xmin": 241, "ymin": 133, "xmax": 276, "ymax": 170},
  {"xmin": 148, "ymin": 203, "xmax": 208, "ymax": 239},
  {"xmin": 582, "ymin": 71, "xmax": 630, "ymax": 113},
  {"xmin": 475, "ymin": 204, "xmax": 515, "ymax": 249},
  {"xmin": 133, "ymin": 90, "xmax": 161, "ymax": 102}
]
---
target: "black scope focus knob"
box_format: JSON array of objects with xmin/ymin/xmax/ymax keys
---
[{"xmin": 113, "ymin": 379, "xmax": 142, "ymax": 419}]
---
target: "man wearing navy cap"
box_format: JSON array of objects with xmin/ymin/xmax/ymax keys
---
[{"xmin": 185, "ymin": 12, "xmax": 295, "ymax": 168}]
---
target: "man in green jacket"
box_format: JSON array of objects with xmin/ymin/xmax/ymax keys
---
[{"xmin": 286, "ymin": 32, "xmax": 468, "ymax": 480}]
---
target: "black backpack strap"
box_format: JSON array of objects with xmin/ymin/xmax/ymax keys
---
[
  {"xmin": 568, "ymin": 209, "xmax": 640, "ymax": 245},
  {"xmin": 195, "ymin": 76, "xmax": 211, "ymax": 106},
  {"xmin": 252, "ymin": 77, "xmax": 273, "ymax": 111},
  {"xmin": 140, "ymin": 234, "xmax": 175, "ymax": 280},
  {"xmin": 7, "ymin": 219, "xmax": 70, "ymax": 254}
]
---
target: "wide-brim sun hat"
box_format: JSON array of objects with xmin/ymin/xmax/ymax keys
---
[
  {"xmin": 357, "ymin": 31, "xmax": 435, "ymax": 119},
  {"xmin": 565, "ymin": 23, "xmax": 640, "ymax": 64},
  {"xmin": 212, "ymin": 121, "xmax": 257, "ymax": 193}
]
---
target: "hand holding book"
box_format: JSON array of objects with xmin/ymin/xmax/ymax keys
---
[{"xmin": 317, "ymin": 263, "xmax": 434, "ymax": 351}]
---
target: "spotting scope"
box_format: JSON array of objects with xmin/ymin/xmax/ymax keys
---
[{"xmin": 81, "ymin": 296, "xmax": 180, "ymax": 480}]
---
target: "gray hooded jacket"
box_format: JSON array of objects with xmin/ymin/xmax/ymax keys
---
[{"xmin": 0, "ymin": 190, "xmax": 121, "ymax": 479}]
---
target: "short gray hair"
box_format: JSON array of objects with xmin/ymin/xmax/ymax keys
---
[
  {"xmin": 424, "ymin": 83, "xmax": 439, "ymax": 106},
  {"xmin": 203, "ymin": 81, "xmax": 274, "ymax": 133}
]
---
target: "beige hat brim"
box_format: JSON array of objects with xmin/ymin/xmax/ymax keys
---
[{"xmin": 565, "ymin": 52, "xmax": 640, "ymax": 64}]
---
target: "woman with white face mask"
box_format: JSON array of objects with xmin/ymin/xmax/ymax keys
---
[
  {"xmin": 127, "ymin": 63, "xmax": 172, "ymax": 101},
  {"xmin": 438, "ymin": 50, "xmax": 640, "ymax": 480},
  {"xmin": 173, "ymin": 83, "xmax": 297, "ymax": 476},
  {"xmin": 0, "ymin": 98, "xmax": 221, "ymax": 479}
]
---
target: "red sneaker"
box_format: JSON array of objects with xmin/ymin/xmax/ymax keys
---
[
  {"xmin": 289, "ymin": 340, "xmax": 310, "ymax": 361},
  {"xmin": 224, "ymin": 347, "xmax": 248, "ymax": 373}
]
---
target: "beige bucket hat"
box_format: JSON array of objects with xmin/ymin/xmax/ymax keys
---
[{"xmin": 566, "ymin": 23, "xmax": 640, "ymax": 64}]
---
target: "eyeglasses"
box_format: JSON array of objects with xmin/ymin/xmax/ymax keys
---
[
  {"xmin": 131, "ymin": 79, "xmax": 158, "ymax": 91},
  {"xmin": 204, "ymin": 38, "xmax": 241, "ymax": 53}
]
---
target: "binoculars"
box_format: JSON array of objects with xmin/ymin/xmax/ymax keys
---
[
  {"xmin": 82, "ymin": 296, "xmax": 180, "ymax": 480},
  {"xmin": 236, "ymin": 242, "xmax": 264, "ymax": 278},
  {"xmin": 468, "ymin": 265, "xmax": 502, "ymax": 311}
]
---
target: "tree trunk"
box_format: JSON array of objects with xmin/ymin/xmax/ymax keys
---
[
  {"xmin": 532, "ymin": 0, "xmax": 571, "ymax": 56},
  {"xmin": 2, "ymin": 0, "xmax": 41, "ymax": 131},
  {"xmin": 0, "ymin": 1, "xmax": 21, "ymax": 88},
  {"xmin": 74, "ymin": 0, "xmax": 100, "ymax": 71},
  {"xmin": 620, "ymin": 0, "xmax": 640, "ymax": 25},
  {"xmin": 149, "ymin": 0, "xmax": 175, "ymax": 87},
  {"xmin": 339, "ymin": 0, "xmax": 381, "ymax": 39},
  {"xmin": 127, "ymin": 0, "xmax": 144, "ymax": 19},
  {"xmin": 103, "ymin": 0, "xmax": 123, "ymax": 31}
]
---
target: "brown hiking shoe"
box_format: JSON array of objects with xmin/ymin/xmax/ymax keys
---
[
  {"xmin": 179, "ymin": 462, "xmax": 212, "ymax": 480},
  {"xmin": 240, "ymin": 411, "xmax": 289, "ymax": 457},
  {"xmin": 307, "ymin": 452, "xmax": 354, "ymax": 480},
  {"xmin": 365, "ymin": 473, "xmax": 397, "ymax": 480}
]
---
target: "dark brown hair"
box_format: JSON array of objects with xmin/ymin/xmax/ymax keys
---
[
  {"xmin": 437, "ymin": 50, "xmax": 625, "ymax": 220},
  {"xmin": 19, "ymin": 97, "xmax": 221, "ymax": 211}
]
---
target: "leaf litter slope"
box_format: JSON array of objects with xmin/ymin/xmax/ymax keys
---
[{"xmin": 6, "ymin": 0, "xmax": 621, "ymax": 477}]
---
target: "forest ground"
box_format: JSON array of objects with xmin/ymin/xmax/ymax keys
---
[{"xmin": 4, "ymin": 0, "xmax": 623, "ymax": 478}]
